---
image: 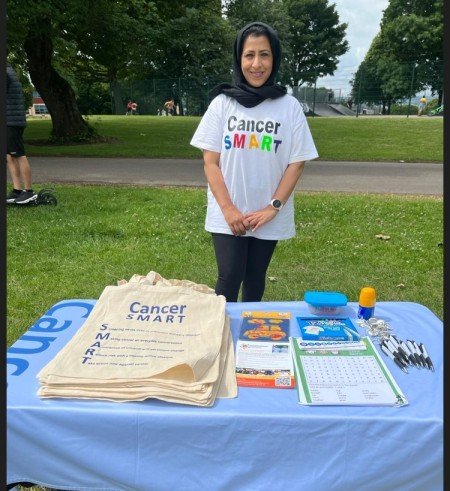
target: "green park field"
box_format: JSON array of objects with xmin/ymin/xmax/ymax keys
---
[
  {"xmin": 7, "ymin": 116, "xmax": 443, "ymax": 348},
  {"xmin": 24, "ymin": 114, "xmax": 442, "ymax": 161}
]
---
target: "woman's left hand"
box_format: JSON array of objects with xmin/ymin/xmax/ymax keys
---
[{"xmin": 244, "ymin": 206, "xmax": 279, "ymax": 233}]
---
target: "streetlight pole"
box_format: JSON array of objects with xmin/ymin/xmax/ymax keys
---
[
  {"xmin": 356, "ymin": 71, "xmax": 363, "ymax": 118},
  {"xmin": 406, "ymin": 63, "xmax": 416, "ymax": 118},
  {"xmin": 312, "ymin": 69, "xmax": 317, "ymax": 118}
]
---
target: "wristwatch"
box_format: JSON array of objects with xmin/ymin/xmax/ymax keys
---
[{"xmin": 270, "ymin": 199, "xmax": 283, "ymax": 211}]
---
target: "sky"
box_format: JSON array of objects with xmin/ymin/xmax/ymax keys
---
[{"xmin": 318, "ymin": 0, "xmax": 390, "ymax": 96}]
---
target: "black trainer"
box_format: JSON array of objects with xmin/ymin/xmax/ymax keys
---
[
  {"xmin": 14, "ymin": 190, "xmax": 38, "ymax": 205},
  {"xmin": 6, "ymin": 190, "xmax": 22, "ymax": 204}
]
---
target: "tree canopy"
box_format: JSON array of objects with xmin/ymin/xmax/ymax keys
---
[
  {"xmin": 11, "ymin": 0, "xmax": 442, "ymax": 140},
  {"xmin": 282, "ymin": 0, "xmax": 348, "ymax": 86},
  {"xmin": 351, "ymin": 0, "xmax": 444, "ymax": 108}
]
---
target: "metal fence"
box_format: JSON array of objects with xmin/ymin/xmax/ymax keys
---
[
  {"xmin": 114, "ymin": 61, "xmax": 443, "ymax": 117},
  {"xmin": 117, "ymin": 76, "xmax": 352, "ymax": 116},
  {"xmin": 117, "ymin": 76, "xmax": 228, "ymax": 117}
]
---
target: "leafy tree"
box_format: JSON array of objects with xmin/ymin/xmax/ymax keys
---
[
  {"xmin": 282, "ymin": 0, "xmax": 349, "ymax": 87},
  {"xmin": 67, "ymin": 0, "xmax": 159, "ymax": 115},
  {"xmin": 351, "ymin": 34, "xmax": 412, "ymax": 114},
  {"xmin": 6, "ymin": 0, "xmax": 158, "ymax": 140},
  {"xmin": 7, "ymin": 0, "xmax": 99, "ymax": 142},
  {"xmin": 377, "ymin": 0, "xmax": 444, "ymax": 102},
  {"xmin": 224, "ymin": 0, "xmax": 291, "ymax": 38},
  {"xmin": 75, "ymin": 80, "xmax": 113, "ymax": 115},
  {"xmin": 352, "ymin": 0, "xmax": 444, "ymax": 109},
  {"xmin": 145, "ymin": 0, "xmax": 231, "ymax": 76},
  {"xmin": 131, "ymin": 0, "xmax": 234, "ymax": 113},
  {"xmin": 352, "ymin": 62, "xmax": 381, "ymax": 112}
]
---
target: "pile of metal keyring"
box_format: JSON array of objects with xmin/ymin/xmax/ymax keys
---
[{"xmin": 358, "ymin": 317, "xmax": 434, "ymax": 374}]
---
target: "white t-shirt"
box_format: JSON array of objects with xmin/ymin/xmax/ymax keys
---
[{"xmin": 190, "ymin": 94, "xmax": 319, "ymax": 240}]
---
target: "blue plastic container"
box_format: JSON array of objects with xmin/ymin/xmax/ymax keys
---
[{"xmin": 304, "ymin": 291, "xmax": 348, "ymax": 316}]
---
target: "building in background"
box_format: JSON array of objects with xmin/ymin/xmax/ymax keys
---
[{"xmin": 28, "ymin": 91, "xmax": 49, "ymax": 117}]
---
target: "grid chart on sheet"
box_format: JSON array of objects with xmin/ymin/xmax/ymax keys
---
[{"xmin": 301, "ymin": 355, "xmax": 386, "ymax": 385}]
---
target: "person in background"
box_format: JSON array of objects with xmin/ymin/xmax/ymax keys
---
[
  {"xmin": 347, "ymin": 97, "xmax": 353, "ymax": 110},
  {"xmin": 131, "ymin": 101, "xmax": 138, "ymax": 115},
  {"xmin": 6, "ymin": 61, "xmax": 37, "ymax": 205},
  {"xmin": 418, "ymin": 95, "xmax": 427, "ymax": 116},
  {"xmin": 126, "ymin": 100, "xmax": 133, "ymax": 115},
  {"xmin": 164, "ymin": 99, "xmax": 175, "ymax": 116},
  {"xmin": 327, "ymin": 88, "xmax": 334, "ymax": 102},
  {"xmin": 190, "ymin": 21, "xmax": 318, "ymax": 302}
]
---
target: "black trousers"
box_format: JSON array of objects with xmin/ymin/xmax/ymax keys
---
[{"xmin": 211, "ymin": 233, "xmax": 278, "ymax": 302}]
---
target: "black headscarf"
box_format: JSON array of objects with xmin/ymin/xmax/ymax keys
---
[{"xmin": 210, "ymin": 21, "xmax": 287, "ymax": 108}]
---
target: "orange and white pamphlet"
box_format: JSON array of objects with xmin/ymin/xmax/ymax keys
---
[{"xmin": 235, "ymin": 312, "xmax": 295, "ymax": 389}]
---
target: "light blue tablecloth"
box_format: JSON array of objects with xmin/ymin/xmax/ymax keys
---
[{"xmin": 7, "ymin": 300, "xmax": 443, "ymax": 491}]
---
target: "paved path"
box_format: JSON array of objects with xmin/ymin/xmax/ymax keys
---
[{"xmin": 15, "ymin": 157, "xmax": 443, "ymax": 196}]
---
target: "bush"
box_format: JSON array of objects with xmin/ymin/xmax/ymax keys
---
[
  {"xmin": 425, "ymin": 98, "xmax": 440, "ymax": 111},
  {"xmin": 390, "ymin": 104, "xmax": 419, "ymax": 115}
]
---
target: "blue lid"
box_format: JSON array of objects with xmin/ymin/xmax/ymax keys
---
[{"xmin": 304, "ymin": 291, "xmax": 348, "ymax": 306}]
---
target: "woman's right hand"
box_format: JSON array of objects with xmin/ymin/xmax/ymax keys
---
[{"xmin": 222, "ymin": 204, "xmax": 251, "ymax": 236}]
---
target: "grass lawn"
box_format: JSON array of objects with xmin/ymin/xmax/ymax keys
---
[
  {"xmin": 7, "ymin": 185, "xmax": 443, "ymax": 347},
  {"xmin": 23, "ymin": 115, "xmax": 443, "ymax": 162},
  {"xmin": 7, "ymin": 115, "xmax": 443, "ymax": 345}
]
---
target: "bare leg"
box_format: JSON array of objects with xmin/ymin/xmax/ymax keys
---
[
  {"xmin": 17, "ymin": 155, "xmax": 33, "ymax": 189},
  {"xmin": 6, "ymin": 154, "xmax": 22, "ymax": 190},
  {"xmin": 7, "ymin": 154, "xmax": 33, "ymax": 190}
]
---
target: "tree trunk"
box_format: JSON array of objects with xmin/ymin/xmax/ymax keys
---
[
  {"xmin": 109, "ymin": 70, "xmax": 125, "ymax": 115},
  {"xmin": 24, "ymin": 30, "xmax": 98, "ymax": 142}
]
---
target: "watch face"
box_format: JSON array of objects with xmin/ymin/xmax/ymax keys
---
[{"xmin": 272, "ymin": 199, "xmax": 282, "ymax": 209}]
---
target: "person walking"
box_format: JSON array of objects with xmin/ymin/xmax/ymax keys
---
[
  {"xmin": 6, "ymin": 62, "xmax": 37, "ymax": 205},
  {"xmin": 327, "ymin": 88, "xmax": 334, "ymax": 103},
  {"xmin": 418, "ymin": 95, "xmax": 427, "ymax": 116},
  {"xmin": 190, "ymin": 21, "xmax": 318, "ymax": 302}
]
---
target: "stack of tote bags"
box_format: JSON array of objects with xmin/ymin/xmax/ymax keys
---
[{"xmin": 37, "ymin": 271, "xmax": 237, "ymax": 406}]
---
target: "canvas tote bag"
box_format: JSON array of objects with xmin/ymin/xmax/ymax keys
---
[{"xmin": 38, "ymin": 274, "xmax": 237, "ymax": 405}]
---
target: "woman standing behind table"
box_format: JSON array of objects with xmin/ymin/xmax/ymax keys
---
[{"xmin": 190, "ymin": 21, "xmax": 318, "ymax": 302}]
